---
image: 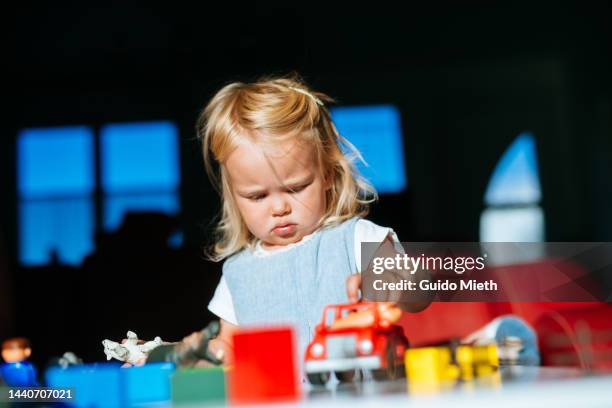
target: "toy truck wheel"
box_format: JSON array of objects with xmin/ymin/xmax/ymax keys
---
[
  {"xmin": 372, "ymin": 338, "xmax": 401, "ymax": 381},
  {"xmin": 307, "ymin": 372, "xmax": 330, "ymax": 385},
  {"xmin": 335, "ymin": 369, "xmax": 356, "ymax": 382}
]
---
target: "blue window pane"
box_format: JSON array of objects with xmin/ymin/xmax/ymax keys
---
[
  {"xmin": 331, "ymin": 105, "xmax": 407, "ymax": 194},
  {"xmin": 101, "ymin": 121, "xmax": 179, "ymax": 193},
  {"xmin": 17, "ymin": 126, "xmax": 95, "ymax": 199},
  {"xmin": 19, "ymin": 198, "xmax": 94, "ymax": 266},
  {"xmin": 485, "ymin": 132, "xmax": 542, "ymax": 206},
  {"xmin": 103, "ymin": 192, "xmax": 179, "ymax": 231}
]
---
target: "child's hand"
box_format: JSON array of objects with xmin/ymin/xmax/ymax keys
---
[
  {"xmin": 178, "ymin": 331, "xmax": 230, "ymax": 364},
  {"xmin": 207, "ymin": 337, "xmax": 233, "ymax": 365},
  {"xmin": 177, "ymin": 320, "xmax": 236, "ymax": 367},
  {"xmin": 363, "ymin": 236, "xmax": 433, "ymax": 312},
  {"xmin": 346, "ymin": 273, "xmax": 361, "ymax": 303}
]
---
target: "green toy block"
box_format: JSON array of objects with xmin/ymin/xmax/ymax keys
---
[{"xmin": 171, "ymin": 366, "xmax": 226, "ymax": 405}]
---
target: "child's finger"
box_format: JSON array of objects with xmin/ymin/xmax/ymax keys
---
[
  {"xmin": 209, "ymin": 338, "xmax": 233, "ymax": 365},
  {"xmin": 193, "ymin": 359, "xmax": 217, "ymax": 368},
  {"xmin": 207, "ymin": 339, "xmax": 226, "ymax": 362}
]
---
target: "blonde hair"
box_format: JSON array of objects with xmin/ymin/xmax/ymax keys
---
[{"xmin": 197, "ymin": 74, "xmax": 377, "ymax": 261}]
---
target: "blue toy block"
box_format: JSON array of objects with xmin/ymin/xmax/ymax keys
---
[
  {"xmin": 120, "ymin": 362, "xmax": 175, "ymax": 405},
  {"xmin": 45, "ymin": 363, "xmax": 122, "ymax": 408}
]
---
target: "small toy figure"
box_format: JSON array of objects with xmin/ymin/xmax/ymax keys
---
[
  {"xmin": 102, "ymin": 331, "xmax": 163, "ymax": 365},
  {"xmin": 58, "ymin": 352, "xmax": 83, "ymax": 369},
  {"xmin": 146, "ymin": 321, "xmax": 224, "ymax": 367},
  {"xmin": 1, "ymin": 337, "xmax": 38, "ymax": 386},
  {"xmin": 305, "ymin": 302, "xmax": 409, "ymax": 385},
  {"xmin": 45, "ymin": 351, "xmax": 84, "ymax": 374}
]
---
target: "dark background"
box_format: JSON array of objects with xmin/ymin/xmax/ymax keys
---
[{"xmin": 1, "ymin": 1, "xmax": 611, "ymax": 367}]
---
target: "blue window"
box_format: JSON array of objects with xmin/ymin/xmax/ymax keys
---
[
  {"xmin": 19, "ymin": 198, "xmax": 95, "ymax": 266},
  {"xmin": 100, "ymin": 121, "xmax": 180, "ymax": 232},
  {"xmin": 100, "ymin": 121, "xmax": 179, "ymax": 193},
  {"xmin": 331, "ymin": 105, "xmax": 407, "ymax": 194},
  {"xmin": 17, "ymin": 127, "xmax": 95, "ymax": 266},
  {"xmin": 18, "ymin": 126, "xmax": 95, "ymax": 199},
  {"xmin": 17, "ymin": 121, "xmax": 181, "ymax": 266},
  {"xmin": 103, "ymin": 193, "xmax": 179, "ymax": 231},
  {"xmin": 484, "ymin": 132, "xmax": 542, "ymax": 206}
]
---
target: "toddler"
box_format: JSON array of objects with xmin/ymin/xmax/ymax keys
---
[{"xmin": 197, "ymin": 74, "xmax": 427, "ymax": 363}]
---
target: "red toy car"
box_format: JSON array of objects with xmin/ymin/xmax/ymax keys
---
[{"xmin": 304, "ymin": 302, "xmax": 409, "ymax": 385}]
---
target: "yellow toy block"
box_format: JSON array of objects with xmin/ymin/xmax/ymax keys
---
[
  {"xmin": 455, "ymin": 345, "xmax": 474, "ymax": 380},
  {"xmin": 457, "ymin": 344, "xmax": 498, "ymax": 379},
  {"xmin": 472, "ymin": 344, "xmax": 499, "ymax": 367},
  {"xmin": 405, "ymin": 347, "xmax": 459, "ymax": 383}
]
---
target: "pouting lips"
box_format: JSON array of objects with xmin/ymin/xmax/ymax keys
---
[{"xmin": 272, "ymin": 224, "xmax": 297, "ymax": 236}]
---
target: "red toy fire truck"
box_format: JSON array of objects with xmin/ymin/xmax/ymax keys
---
[{"xmin": 304, "ymin": 302, "xmax": 409, "ymax": 385}]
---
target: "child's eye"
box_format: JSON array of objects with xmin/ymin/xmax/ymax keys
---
[
  {"xmin": 248, "ymin": 194, "xmax": 266, "ymax": 201},
  {"xmin": 288, "ymin": 184, "xmax": 309, "ymax": 193}
]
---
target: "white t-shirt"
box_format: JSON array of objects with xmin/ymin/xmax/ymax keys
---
[{"xmin": 207, "ymin": 219, "xmax": 399, "ymax": 325}]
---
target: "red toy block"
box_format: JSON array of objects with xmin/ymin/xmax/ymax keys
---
[{"xmin": 228, "ymin": 326, "xmax": 301, "ymax": 404}]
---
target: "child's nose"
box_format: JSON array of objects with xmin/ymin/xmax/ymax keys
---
[{"xmin": 270, "ymin": 194, "xmax": 291, "ymax": 216}]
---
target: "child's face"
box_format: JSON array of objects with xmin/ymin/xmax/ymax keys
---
[{"xmin": 225, "ymin": 138, "xmax": 328, "ymax": 249}]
